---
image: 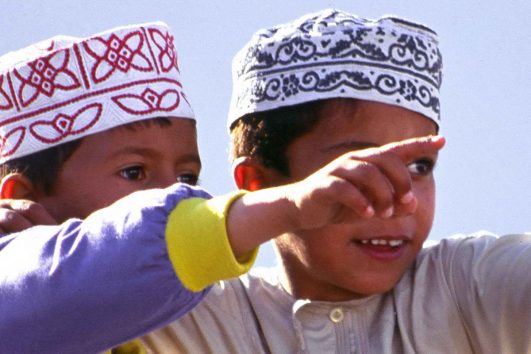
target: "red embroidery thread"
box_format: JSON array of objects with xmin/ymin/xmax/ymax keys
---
[
  {"xmin": 149, "ymin": 28, "xmax": 179, "ymax": 73},
  {"xmin": 84, "ymin": 30, "xmax": 154, "ymax": 84},
  {"xmin": 112, "ymin": 87, "xmax": 181, "ymax": 115},
  {"xmin": 0, "ymin": 126, "xmax": 25, "ymax": 158},
  {"xmin": 30, "ymin": 102, "xmax": 102, "ymax": 143},
  {"xmin": 13, "ymin": 50, "xmax": 81, "ymax": 108},
  {"xmin": 0, "ymin": 76, "xmax": 14, "ymax": 111}
]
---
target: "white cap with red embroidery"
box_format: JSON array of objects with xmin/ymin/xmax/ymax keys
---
[{"xmin": 0, "ymin": 21, "xmax": 194, "ymax": 163}]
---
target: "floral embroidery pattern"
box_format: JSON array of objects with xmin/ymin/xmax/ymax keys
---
[
  {"xmin": 0, "ymin": 127, "xmax": 25, "ymax": 158},
  {"xmin": 30, "ymin": 103, "xmax": 102, "ymax": 143},
  {"xmin": 231, "ymin": 9, "xmax": 442, "ymax": 122},
  {"xmin": 149, "ymin": 28, "xmax": 179, "ymax": 73},
  {"xmin": 84, "ymin": 31, "xmax": 154, "ymax": 83},
  {"xmin": 13, "ymin": 50, "xmax": 81, "ymax": 107},
  {"xmin": 0, "ymin": 76, "xmax": 13, "ymax": 111},
  {"xmin": 112, "ymin": 87, "xmax": 181, "ymax": 114},
  {"xmin": 0, "ymin": 23, "xmax": 193, "ymax": 162}
]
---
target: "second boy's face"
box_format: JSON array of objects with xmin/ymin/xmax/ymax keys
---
[
  {"xmin": 273, "ymin": 99, "xmax": 438, "ymax": 301},
  {"xmin": 36, "ymin": 118, "xmax": 201, "ymax": 222}
]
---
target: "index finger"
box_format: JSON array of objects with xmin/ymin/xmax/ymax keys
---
[{"xmin": 373, "ymin": 135, "xmax": 445, "ymax": 163}]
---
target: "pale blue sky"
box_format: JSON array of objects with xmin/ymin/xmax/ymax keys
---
[{"xmin": 1, "ymin": 0, "xmax": 529, "ymax": 267}]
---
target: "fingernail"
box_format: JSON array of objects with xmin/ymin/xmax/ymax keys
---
[
  {"xmin": 382, "ymin": 206, "xmax": 393, "ymax": 218},
  {"xmin": 430, "ymin": 135, "xmax": 445, "ymax": 144},
  {"xmin": 363, "ymin": 206, "xmax": 375, "ymax": 218},
  {"xmin": 400, "ymin": 191, "xmax": 414, "ymax": 204}
]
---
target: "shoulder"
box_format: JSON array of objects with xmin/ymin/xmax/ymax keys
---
[
  {"xmin": 412, "ymin": 231, "xmax": 531, "ymax": 296},
  {"xmin": 413, "ymin": 232, "xmax": 531, "ymax": 352},
  {"xmin": 418, "ymin": 231, "xmax": 530, "ymax": 265}
]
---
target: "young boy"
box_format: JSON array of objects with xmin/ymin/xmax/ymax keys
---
[
  {"xmin": 134, "ymin": 9, "xmax": 530, "ymax": 353},
  {"xmin": 0, "ymin": 19, "xmax": 443, "ymax": 354}
]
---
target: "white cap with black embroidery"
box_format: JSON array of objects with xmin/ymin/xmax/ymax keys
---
[{"xmin": 228, "ymin": 9, "xmax": 442, "ymax": 129}]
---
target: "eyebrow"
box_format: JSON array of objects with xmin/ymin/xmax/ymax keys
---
[
  {"xmin": 322, "ymin": 140, "xmax": 379, "ymax": 153},
  {"xmin": 108, "ymin": 147, "xmax": 201, "ymax": 166}
]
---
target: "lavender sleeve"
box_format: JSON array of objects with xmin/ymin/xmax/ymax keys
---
[{"xmin": 0, "ymin": 183, "xmax": 212, "ymax": 354}]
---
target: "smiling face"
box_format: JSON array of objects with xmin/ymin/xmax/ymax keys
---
[
  {"xmin": 271, "ymin": 99, "xmax": 439, "ymax": 301},
  {"xmin": 34, "ymin": 118, "xmax": 200, "ymax": 222}
]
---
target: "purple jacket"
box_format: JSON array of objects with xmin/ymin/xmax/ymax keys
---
[{"xmin": 0, "ymin": 183, "xmax": 253, "ymax": 354}]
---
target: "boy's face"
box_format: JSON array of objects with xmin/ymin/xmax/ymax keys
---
[
  {"xmin": 35, "ymin": 118, "xmax": 200, "ymax": 222},
  {"xmin": 272, "ymin": 99, "xmax": 438, "ymax": 301}
]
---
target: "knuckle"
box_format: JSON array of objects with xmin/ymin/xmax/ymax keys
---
[
  {"xmin": 327, "ymin": 177, "xmax": 346, "ymax": 193},
  {"xmin": 356, "ymin": 161, "xmax": 378, "ymax": 178},
  {"xmin": 0, "ymin": 209, "xmax": 17, "ymax": 226},
  {"xmin": 23, "ymin": 201, "xmax": 41, "ymax": 214}
]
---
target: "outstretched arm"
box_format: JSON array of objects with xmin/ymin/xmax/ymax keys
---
[
  {"xmin": 0, "ymin": 184, "xmax": 247, "ymax": 354},
  {"xmin": 226, "ymin": 135, "xmax": 445, "ymax": 256}
]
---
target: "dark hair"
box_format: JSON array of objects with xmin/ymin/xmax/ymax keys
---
[
  {"xmin": 0, "ymin": 140, "xmax": 82, "ymax": 195},
  {"xmin": 230, "ymin": 100, "xmax": 326, "ymax": 176},
  {"xmin": 0, "ymin": 117, "xmax": 173, "ymax": 195}
]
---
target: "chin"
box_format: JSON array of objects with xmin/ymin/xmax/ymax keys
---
[{"xmin": 343, "ymin": 274, "xmax": 403, "ymax": 299}]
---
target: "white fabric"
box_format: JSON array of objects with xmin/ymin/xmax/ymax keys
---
[
  {"xmin": 140, "ymin": 233, "xmax": 531, "ymax": 353},
  {"xmin": 228, "ymin": 9, "xmax": 442, "ymax": 129},
  {"xmin": 0, "ymin": 22, "xmax": 194, "ymax": 163}
]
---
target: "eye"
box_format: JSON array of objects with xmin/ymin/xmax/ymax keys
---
[
  {"xmin": 118, "ymin": 165, "xmax": 146, "ymax": 181},
  {"xmin": 407, "ymin": 158, "xmax": 435, "ymax": 176},
  {"xmin": 176, "ymin": 173, "xmax": 199, "ymax": 186}
]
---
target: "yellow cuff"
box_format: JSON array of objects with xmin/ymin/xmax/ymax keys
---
[
  {"xmin": 109, "ymin": 339, "xmax": 146, "ymax": 354},
  {"xmin": 165, "ymin": 190, "xmax": 257, "ymax": 292}
]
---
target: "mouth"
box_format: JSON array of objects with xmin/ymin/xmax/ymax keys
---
[{"xmin": 352, "ymin": 237, "xmax": 409, "ymax": 261}]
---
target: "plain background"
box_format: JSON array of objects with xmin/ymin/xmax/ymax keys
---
[{"xmin": 1, "ymin": 0, "xmax": 529, "ymax": 267}]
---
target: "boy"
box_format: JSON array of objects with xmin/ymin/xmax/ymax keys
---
[
  {"xmin": 0, "ymin": 19, "xmax": 442, "ymax": 353},
  {"xmin": 0, "ymin": 21, "xmax": 240, "ymax": 353},
  {"xmin": 136, "ymin": 9, "xmax": 531, "ymax": 353}
]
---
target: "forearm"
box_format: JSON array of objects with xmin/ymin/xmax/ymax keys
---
[
  {"xmin": 0, "ymin": 221, "xmax": 200, "ymax": 354},
  {"xmin": 164, "ymin": 190, "xmax": 258, "ymax": 291},
  {"xmin": 226, "ymin": 185, "xmax": 298, "ymax": 258},
  {"xmin": 0, "ymin": 184, "xmax": 256, "ymax": 354}
]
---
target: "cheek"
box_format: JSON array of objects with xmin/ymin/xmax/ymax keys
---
[
  {"xmin": 413, "ymin": 178, "xmax": 436, "ymax": 235},
  {"xmin": 276, "ymin": 227, "xmax": 346, "ymax": 269},
  {"xmin": 84, "ymin": 183, "xmax": 137, "ymax": 211},
  {"xmin": 275, "ymin": 232, "xmax": 309, "ymax": 262},
  {"xmin": 50, "ymin": 179, "xmax": 130, "ymax": 220}
]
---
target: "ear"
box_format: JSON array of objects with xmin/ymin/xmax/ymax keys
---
[
  {"xmin": 232, "ymin": 157, "xmax": 285, "ymax": 191},
  {"xmin": 0, "ymin": 173, "xmax": 35, "ymax": 200},
  {"xmin": 233, "ymin": 157, "xmax": 264, "ymax": 191}
]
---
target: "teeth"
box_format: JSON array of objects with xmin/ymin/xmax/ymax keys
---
[
  {"xmin": 389, "ymin": 240, "xmax": 403, "ymax": 247},
  {"xmin": 359, "ymin": 239, "xmax": 404, "ymax": 247}
]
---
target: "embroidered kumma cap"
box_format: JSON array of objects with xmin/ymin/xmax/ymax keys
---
[
  {"xmin": 228, "ymin": 9, "xmax": 442, "ymax": 129},
  {"xmin": 0, "ymin": 21, "xmax": 194, "ymax": 163}
]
